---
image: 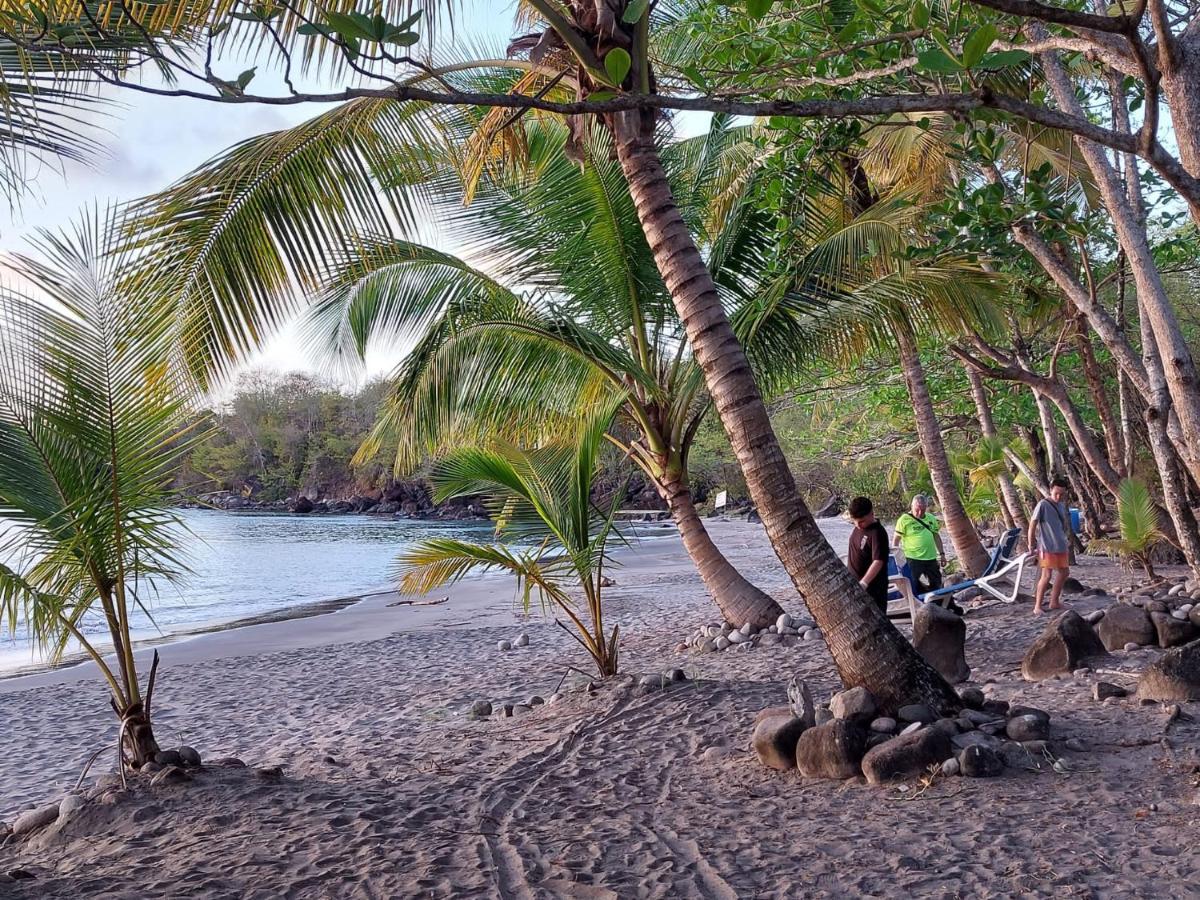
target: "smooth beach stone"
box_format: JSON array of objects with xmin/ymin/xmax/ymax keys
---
[
  {"xmin": 56, "ymin": 794, "xmax": 85, "ymax": 824},
  {"xmin": 814, "ymin": 706, "xmax": 834, "ymax": 725},
  {"xmin": 667, "ymin": 668, "xmax": 687, "ymax": 682},
  {"xmin": 752, "ymin": 716, "xmax": 809, "ymax": 771},
  {"xmin": 1084, "ymin": 609, "xmax": 1106, "ymax": 625},
  {"xmin": 959, "ymin": 745, "xmax": 1004, "ymax": 778},
  {"xmin": 795, "ymin": 719, "xmax": 868, "ymax": 780},
  {"xmin": 639, "ymin": 674, "xmax": 668, "ymax": 689},
  {"xmin": 697, "ymin": 638, "xmax": 716, "ymax": 653},
  {"xmin": 759, "ymin": 633, "xmax": 782, "ymax": 646},
  {"xmin": 940, "ymin": 757, "xmax": 960, "ymax": 777},
  {"xmin": 213, "ymin": 757, "xmax": 246, "ymax": 768},
  {"xmin": 715, "ymin": 637, "xmax": 731, "ymax": 651},
  {"xmin": 1006, "ymin": 715, "xmax": 1049, "ymax": 743},
  {"xmin": 497, "ymin": 640, "xmax": 512, "ymax": 652},
  {"xmin": 958, "ymin": 687, "xmax": 986, "ymax": 710},
  {"xmin": 178, "ymin": 746, "xmax": 202, "ymax": 768},
  {"xmin": 1191, "ymin": 607, "xmax": 1200, "ymax": 628},
  {"xmin": 869, "ymin": 717, "xmax": 897, "ymax": 734},
  {"xmin": 897, "ymin": 704, "xmax": 936, "ymax": 724},
  {"xmin": 1064, "ymin": 737, "xmax": 1087, "ymax": 752},
  {"xmin": 830, "ymin": 687, "xmax": 877, "ymax": 723},
  {"xmin": 470, "ymin": 701, "xmax": 492, "ymax": 718},
  {"xmin": 960, "ymin": 709, "xmax": 1003, "ymax": 727},
  {"xmin": 501, "ymin": 704, "xmax": 515, "ymax": 717},
  {"xmin": 1123, "ymin": 642, "xmax": 1140, "ymax": 651},
  {"xmin": 12, "ymin": 804, "xmax": 60, "ymax": 837},
  {"xmin": 154, "ymin": 750, "xmax": 184, "ymax": 768},
  {"xmin": 776, "ymin": 613, "xmax": 793, "ymax": 631},
  {"xmin": 739, "ymin": 622, "xmax": 755, "ymax": 636},
  {"xmin": 899, "ymin": 721, "xmax": 923, "ymax": 736},
  {"xmin": 951, "ymin": 731, "xmax": 1005, "ymax": 753},
  {"xmin": 514, "ymin": 633, "xmax": 529, "ymax": 648},
  {"xmin": 861, "ymin": 727, "xmax": 952, "ymax": 785},
  {"xmin": 804, "ymin": 628, "xmax": 823, "ymax": 642},
  {"xmin": 140, "ymin": 761, "xmax": 162, "ymax": 775},
  {"xmin": 1007, "ymin": 705, "xmax": 1050, "ymax": 724},
  {"xmin": 1093, "ymin": 682, "xmax": 1128, "ymax": 701},
  {"xmin": 528, "ymin": 696, "xmax": 545, "ymax": 707},
  {"xmin": 1098, "ymin": 604, "xmax": 1156, "ymax": 651},
  {"xmin": 727, "ymin": 630, "xmax": 746, "ymax": 645},
  {"xmin": 510, "ymin": 704, "xmax": 533, "ymax": 716}
]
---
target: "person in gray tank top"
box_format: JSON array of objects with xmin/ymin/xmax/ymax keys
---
[{"xmin": 1027, "ymin": 478, "xmax": 1071, "ymax": 615}]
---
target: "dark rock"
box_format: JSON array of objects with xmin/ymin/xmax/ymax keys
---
[
  {"xmin": 1097, "ymin": 604, "xmax": 1156, "ymax": 651},
  {"xmin": 795, "ymin": 719, "xmax": 869, "ymax": 780},
  {"xmin": 178, "ymin": 746, "xmax": 202, "ymax": 768},
  {"xmin": 951, "ymin": 730, "xmax": 1005, "ymax": 753},
  {"xmin": 1006, "ymin": 714, "xmax": 1050, "ymax": 743},
  {"xmin": 958, "ymin": 687, "xmax": 986, "ymax": 710},
  {"xmin": 154, "ymin": 750, "xmax": 183, "ymax": 767},
  {"xmin": 667, "ymin": 668, "xmax": 687, "ymax": 682},
  {"xmin": 1063, "ymin": 576, "xmax": 1086, "ymax": 593},
  {"xmin": 913, "ymin": 603, "xmax": 970, "ymax": 683},
  {"xmin": 830, "ymin": 687, "xmax": 877, "ymax": 723},
  {"xmin": 861, "ymin": 727, "xmax": 953, "ymax": 784},
  {"xmin": 1022, "ymin": 611, "xmax": 1108, "ymax": 680},
  {"xmin": 255, "ymin": 766, "xmax": 284, "ymax": 781},
  {"xmin": 753, "ymin": 716, "xmax": 809, "ymax": 771},
  {"xmin": 1151, "ymin": 611, "xmax": 1198, "ymax": 649},
  {"xmin": 1007, "ymin": 705, "xmax": 1050, "ymax": 724},
  {"xmin": 929, "ymin": 718, "xmax": 960, "ymax": 737},
  {"xmin": 1145, "ymin": 599, "xmax": 1169, "ymax": 614},
  {"xmin": 213, "ymin": 757, "xmax": 246, "ymax": 768},
  {"xmin": 292, "ymin": 496, "xmax": 314, "ymax": 514},
  {"xmin": 869, "ymin": 717, "xmax": 897, "ymax": 734},
  {"xmin": 958, "ymin": 745, "xmax": 1005, "ymax": 777},
  {"xmin": 814, "ymin": 707, "xmax": 834, "ymax": 725},
  {"xmin": 866, "ymin": 732, "xmax": 892, "ymax": 750},
  {"xmin": 961, "ymin": 709, "xmax": 1003, "ymax": 727},
  {"xmin": 140, "ymin": 761, "xmax": 162, "ymax": 775},
  {"xmin": 1093, "ymin": 681, "xmax": 1128, "ymax": 701},
  {"xmin": 955, "ymin": 715, "xmax": 977, "ymax": 732},
  {"xmin": 1137, "ymin": 638, "xmax": 1200, "ymax": 702},
  {"xmin": 470, "ymin": 700, "xmax": 493, "ymax": 718},
  {"xmin": 1190, "ymin": 608, "xmax": 1200, "ymax": 628},
  {"xmin": 897, "ymin": 704, "xmax": 936, "ymax": 724}
]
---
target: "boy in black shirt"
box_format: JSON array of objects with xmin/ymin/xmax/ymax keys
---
[{"xmin": 847, "ymin": 496, "xmax": 890, "ymax": 611}]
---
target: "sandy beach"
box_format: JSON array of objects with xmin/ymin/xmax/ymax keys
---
[{"xmin": 1, "ymin": 519, "xmax": 1198, "ymax": 898}]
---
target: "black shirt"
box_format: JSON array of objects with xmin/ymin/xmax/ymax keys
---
[{"xmin": 848, "ymin": 520, "xmax": 890, "ymax": 606}]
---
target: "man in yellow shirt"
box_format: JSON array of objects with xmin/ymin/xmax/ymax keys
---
[{"xmin": 893, "ymin": 494, "xmax": 947, "ymax": 593}]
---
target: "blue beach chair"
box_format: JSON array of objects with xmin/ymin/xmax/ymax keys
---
[{"xmin": 920, "ymin": 527, "xmax": 1028, "ymax": 605}]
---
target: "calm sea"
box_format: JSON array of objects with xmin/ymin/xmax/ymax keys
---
[{"xmin": 2, "ymin": 509, "xmax": 659, "ymax": 676}]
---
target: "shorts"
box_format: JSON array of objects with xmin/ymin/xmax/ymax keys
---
[{"xmin": 1039, "ymin": 551, "xmax": 1069, "ymax": 570}]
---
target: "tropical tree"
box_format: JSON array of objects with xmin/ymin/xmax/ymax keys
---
[
  {"xmin": 396, "ymin": 409, "xmax": 623, "ymax": 676},
  {"xmin": 0, "ymin": 211, "xmax": 204, "ymax": 768},
  {"xmin": 1090, "ymin": 479, "xmax": 1167, "ymax": 579}
]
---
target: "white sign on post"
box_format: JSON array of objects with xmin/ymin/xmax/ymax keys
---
[{"xmin": 714, "ymin": 490, "xmax": 728, "ymax": 510}]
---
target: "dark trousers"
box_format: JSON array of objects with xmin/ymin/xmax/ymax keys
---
[{"xmin": 909, "ymin": 557, "xmax": 943, "ymax": 593}]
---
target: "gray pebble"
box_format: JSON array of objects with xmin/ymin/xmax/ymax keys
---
[
  {"xmin": 470, "ymin": 700, "xmax": 493, "ymax": 718},
  {"xmin": 515, "ymin": 633, "xmax": 529, "ymax": 648},
  {"xmin": 941, "ymin": 757, "xmax": 960, "ymax": 777},
  {"xmin": 497, "ymin": 640, "xmax": 512, "ymax": 651}
]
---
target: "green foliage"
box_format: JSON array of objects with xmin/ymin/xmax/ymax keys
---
[
  {"xmin": 0, "ymin": 209, "xmax": 204, "ymax": 724},
  {"xmin": 396, "ymin": 410, "xmax": 623, "ymax": 676},
  {"xmin": 1089, "ymin": 479, "xmax": 1165, "ymax": 577}
]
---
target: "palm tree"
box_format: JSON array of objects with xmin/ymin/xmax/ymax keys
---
[
  {"xmin": 1090, "ymin": 479, "xmax": 1167, "ymax": 579},
  {"xmin": 310, "ymin": 118, "xmax": 787, "ymax": 628},
  {"xmin": 0, "ymin": 211, "xmax": 204, "ymax": 767},
  {"xmin": 397, "ymin": 408, "xmax": 623, "ymax": 676},
  {"xmin": 115, "ymin": 21, "xmax": 965, "ymax": 709}
]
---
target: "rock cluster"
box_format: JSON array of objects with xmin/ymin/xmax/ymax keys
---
[
  {"xmin": 496, "ymin": 633, "xmax": 531, "ymax": 652},
  {"xmin": 751, "ymin": 685, "xmax": 1066, "ymax": 784},
  {"xmin": 684, "ymin": 613, "xmax": 822, "ymax": 653}
]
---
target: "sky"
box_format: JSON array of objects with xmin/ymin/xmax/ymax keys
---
[{"xmin": 0, "ymin": 0, "xmax": 520, "ymax": 388}]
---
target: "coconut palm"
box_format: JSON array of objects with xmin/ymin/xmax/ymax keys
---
[
  {"xmin": 397, "ymin": 408, "xmax": 623, "ymax": 676},
  {"xmin": 1090, "ymin": 479, "xmax": 1166, "ymax": 579},
  {"xmin": 0, "ymin": 210, "xmax": 204, "ymax": 768}
]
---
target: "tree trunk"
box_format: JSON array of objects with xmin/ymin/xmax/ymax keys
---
[
  {"xmin": 895, "ymin": 325, "xmax": 990, "ymax": 576},
  {"xmin": 611, "ymin": 119, "xmax": 959, "ymax": 714},
  {"xmin": 117, "ymin": 700, "xmax": 161, "ymax": 768},
  {"xmin": 1157, "ymin": 42, "xmax": 1200, "ymax": 227},
  {"xmin": 659, "ymin": 471, "xmax": 784, "ymax": 628},
  {"xmin": 965, "ymin": 367, "xmax": 1028, "ymax": 531},
  {"xmin": 1074, "ymin": 315, "xmax": 1125, "ymax": 476}
]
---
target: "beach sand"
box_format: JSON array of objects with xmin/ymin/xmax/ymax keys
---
[{"xmin": 1, "ymin": 519, "xmax": 1198, "ymax": 898}]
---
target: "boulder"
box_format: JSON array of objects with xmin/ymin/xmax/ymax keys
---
[
  {"xmin": 1151, "ymin": 611, "xmax": 1197, "ymax": 649},
  {"xmin": 154, "ymin": 750, "xmax": 183, "ymax": 767},
  {"xmin": 1021, "ymin": 611, "xmax": 1108, "ymax": 681},
  {"xmin": 958, "ymin": 745, "xmax": 1004, "ymax": 778},
  {"xmin": 830, "ymin": 687, "xmax": 877, "ymax": 723},
  {"xmin": 869, "ymin": 717, "xmax": 897, "ymax": 734},
  {"xmin": 1092, "ymin": 682, "xmax": 1128, "ymax": 701},
  {"xmin": 752, "ymin": 716, "xmax": 809, "ymax": 771},
  {"xmin": 178, "ymin": 746, "xmax": 202, "ymax": 768},
  {"xmin": 1007, "ymin": 705, "xmax": 1050, "ymax": 724},
  {"xmin": 795, "ymin": 719, "xmax": 869, "ymax": 780},
  {"xmin": 754, "ymin": 705, "xmax": 794, "ymax": 725},
  {"xmin": 1006, "ymin": 714, "xmax": 1050, "ymax": 743},
  {"xmin": 861, "ymin": 727, "xmax": 953, "ymax": 785},
  {"xmin": 913, "ymin": 603, "xmax": 970, "ymax": 683},
  {"xmin": 291, "ymin": 496, "xmax": 314, "ymax": 514},
  {"xmin": 1097, "ymin": 604, "xmax": 1156, "ymax": 651},
  {"xmin": 470, "ymin": 700, "xmax": 493, "ymax": 718},
  {"xmin": 1137, "ymin": 638, "xmax": 1200, "ymax": 702},
  {"xmin": 951, "ymin": 730, "xmax": 1005, "ymax": 753}
]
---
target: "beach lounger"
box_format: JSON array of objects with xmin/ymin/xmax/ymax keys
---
[
  {"xmin": 885, "ymin": 557, "xmax": 919, "ymax": 620},
  {"xmin": 919, "ymin": 527, "xmax": 1028, "ymax": 605}
]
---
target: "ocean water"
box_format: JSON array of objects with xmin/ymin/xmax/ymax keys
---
[{"xmin": 1, "ymin": 510, "xmax": 672, "ymax": 676}]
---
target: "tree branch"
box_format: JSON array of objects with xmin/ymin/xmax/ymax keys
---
[{"xmin": 965, "ymin": 0, "xmax": 1146, "ymax": 34}]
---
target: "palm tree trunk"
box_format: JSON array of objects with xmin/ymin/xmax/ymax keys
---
[
  {"xmin": 965, "ymin": 367, "xmax": 1028, "ymax": 531},
  {"xmin": 611, "ymin": 118, "xmax": 959, "ymax": 714},
  {"xmin": 1074, "ymin": 315, "xmax": 1125, "ymax": 475},
  {"xmin": 659, "ymin": 471, "xmax": 784, "ymax": 628},
  {"xmin": 895, "ymin": 325, "xmax": 990, "ymax": 577}
]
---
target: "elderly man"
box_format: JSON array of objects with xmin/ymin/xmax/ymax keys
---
[{"xmin": 893, "ymin": 494, "xmax": 947, "ymax": 593}]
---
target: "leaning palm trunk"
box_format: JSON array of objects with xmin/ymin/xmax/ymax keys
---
[
  {"xmin": 611, "ymin": 117, "xmax": 959, "ymax": 713},
  {"xmin": 965, "ymin": 367, "xmax": 1027, "ymax": 531},
  {"xmin": 658, "ymin": 471, "xmax": 784, "ymax": 628},
  {"xmin": 895, "ymin": 325, "xmax": 990, "ymax": 577}
]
